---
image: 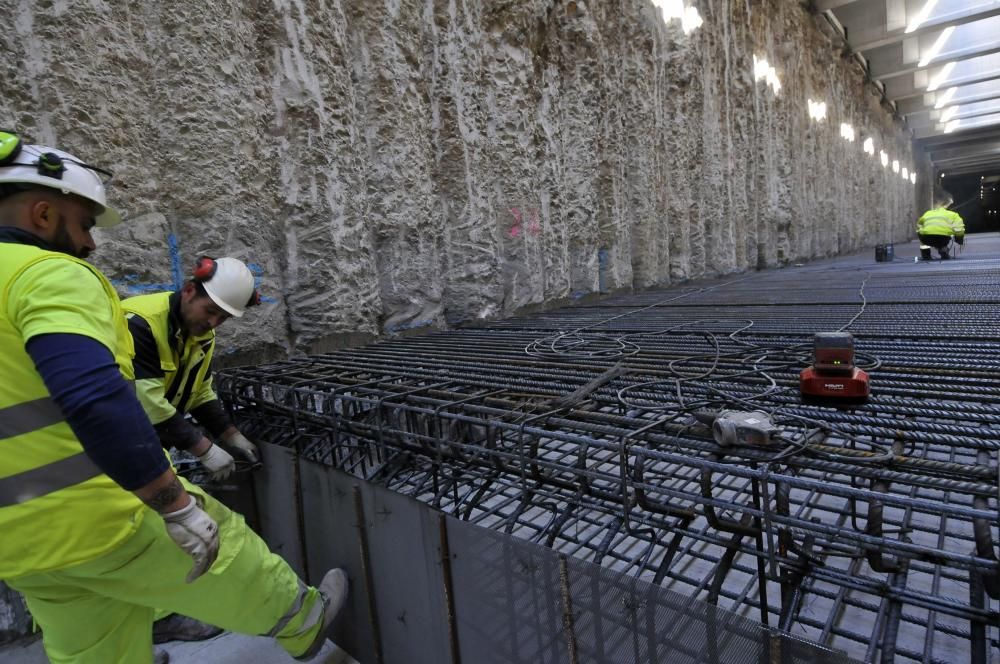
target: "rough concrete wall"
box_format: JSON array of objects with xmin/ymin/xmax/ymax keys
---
[{"xmin": 0, "ymin": 0, "xmax": 918, "ymax": 360}]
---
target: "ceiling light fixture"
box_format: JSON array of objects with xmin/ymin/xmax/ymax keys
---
[
  {"xmin": 653, "ymin": 0, "xmax": 703, "ymax": 35},
  {"xmin": 753, "ymin": 55, "xmax": 781, "ymax": 93},
  {"xmin": 753, "ymin": 55, "xmax": 769, "ymax": 80},
  {"xmin": 767, "ymin": 69, "xmax": 781, "ymax": 93},
  {"xmin": 926, "ymin": 61, "xmax": 956, "ymax": 92},
  {"xmin": 906, "ymin": 0, "xmax": 939, "ymax": 33},
  {"xmin": 681, "ymin": 6, "xmax": 703, "ymax": 34},
  {"xmin": 653, "ymin": 0, "xmax": 684, "ymax": 20},
  {"xmin": 918, "ymin": 26, "xmax": 955, "ymax": 67},
  {"xmin": 939, "ymin": 106, "xmax": 959, "ymax": 123},
  {"xmin": 934, "ymin": 87, "xmax": 957, "ymax": 109}
]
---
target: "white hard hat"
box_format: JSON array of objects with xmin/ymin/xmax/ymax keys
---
[
  {"xmin": 0, "ymin": 141, "xmax": 121, "ymax": 227},
  {"xmin": 195, "ymin": 256, "xmax": 258, "ymax": 318}
]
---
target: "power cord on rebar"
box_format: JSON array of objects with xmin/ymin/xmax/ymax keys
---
[
  {"xmin": 524, "ymin": 270, "xmax": 889, "ymax": 465},
  {"xmin": 524, "ymin": 278, "xmax": 754, "ymax": 360},
  {"xmin": 837, "ymin": 270, "xmax": 870, "ymax": 333}
]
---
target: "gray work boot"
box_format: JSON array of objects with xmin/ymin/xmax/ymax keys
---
[
  {"xmin": 294, "ymin": 568, "xmax": 349, "ymax": 661},
  {"xmin": 154, "ymin": 648, "xmax": 170, "ymax": 664},
  {"xmin": 153, "ymin": 613, "xmax": 224, "ymax": 643}
]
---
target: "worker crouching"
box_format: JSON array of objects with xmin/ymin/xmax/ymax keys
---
[{"xmin": 917, "ymin": 197, "xmax": 965, "ymax": 260}]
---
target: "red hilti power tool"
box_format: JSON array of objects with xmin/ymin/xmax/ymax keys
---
[{"xmin": 800, "ymin": 332, "xmax": 870, "ymax": 403}]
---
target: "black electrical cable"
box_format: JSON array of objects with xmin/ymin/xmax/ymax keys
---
[{"xmin": 525, "ymin": 270, "xmax": 889, "ymax": 467}]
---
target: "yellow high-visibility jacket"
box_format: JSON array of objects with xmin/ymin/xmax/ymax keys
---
[
  {"xmin": 122, "ymin": 292, "xmax": 218, "ymax": 427},
  {"xmin": 0, "ymin": 241, "xmax": 145, "ymax": 579},
  {"xmin": 917, "ymin": 207, "xmax": 965, "ymax": 237}
]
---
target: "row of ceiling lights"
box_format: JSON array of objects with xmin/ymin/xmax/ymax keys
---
[
  {"xmin": 921, "ymin": 32, "xmax": 963, "ymax": 134},
  {"xmin": 657, "ymin": 0, "xmax": 967, "ymax": 182},
  {"xmin": 813, "ymin": 102, "xmax": 916, "ymax": 184},
  {"xmin": 803, "ymin": 0, "xmax": 958, "ymax": 179},
  {"xmin": 662, "ymin": 0, "xmax": 977, "ymax": 136},
  {"xmin": 752, "ymin": 57, "xmax": 916, "ymax": 185},
  {"xmin": 908, "ymin": 1, "xmax": 980, "ymax": 135}
]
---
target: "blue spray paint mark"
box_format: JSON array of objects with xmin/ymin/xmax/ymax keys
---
[
  {"xmin": 111, "ymin": 278, "xmax": 174, "ymax": 296},
  {"xmin": 597, "ymin": 248, "xmax": 609, "ymax": 293},
  {"xmin": 245, "ymin": 262, "xmax": 276, "ymax": 304},
  {"xmin": 168, "ymin": 233, "xmax": 183, "ymax": 290}
]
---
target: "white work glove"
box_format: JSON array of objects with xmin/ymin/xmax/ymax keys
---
[
  {"xmin": 196, "ymin": 443, "xmax": 235, "ymax": 481},
  {"xmin": 162, "ymin": 495, "xmax": 220, "ymax": 583},
  {"xmin": 223, "ymin": 431, "xmax": 260, "ymax": 466}
]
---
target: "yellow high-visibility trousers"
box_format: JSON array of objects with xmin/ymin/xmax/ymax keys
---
[{"xmin": 8, "ymin": 484, "xmax": 323, "ymax": 664}]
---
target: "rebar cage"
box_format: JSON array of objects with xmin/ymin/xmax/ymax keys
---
[{"xmin": 218, "ymin": 252, "xmax": 1000, "ymax": 663}]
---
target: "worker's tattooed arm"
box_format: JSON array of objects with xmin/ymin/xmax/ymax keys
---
[{"xmin": 135, "ymin": 472, "xmax": 189, "ymax": 514}]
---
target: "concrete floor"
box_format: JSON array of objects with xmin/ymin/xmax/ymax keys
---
[{"xmin": 0, "ymin": 633, "xmax": 359, "ymax": 664}]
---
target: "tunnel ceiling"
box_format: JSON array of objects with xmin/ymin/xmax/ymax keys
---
[{"xmin": 820, "ymin": 0, "xmax": 1000, "ymax": 176}]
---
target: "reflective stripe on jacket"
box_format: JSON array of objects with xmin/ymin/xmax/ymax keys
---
[{"xmin": 0, "ymin": 243, "xmax": 145, "ymax": 579}]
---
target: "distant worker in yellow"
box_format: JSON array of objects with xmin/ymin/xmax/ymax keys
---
[
  {"xmin": 917, "ymin": 196, "xmax": 965, "ymax": 260},
  {"xmin": 0, "ymin": 132, "xmax": 347, "ymax": 664}
]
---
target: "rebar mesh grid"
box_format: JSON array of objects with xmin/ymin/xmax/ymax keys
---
[{"xmin": 218, "ymin": 252, "xmax": 999, "ymax": 663}]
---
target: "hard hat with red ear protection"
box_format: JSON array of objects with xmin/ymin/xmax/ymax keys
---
[{"xmin": 191, "ymin": 256, "xmax": 260, "ymax": 317}]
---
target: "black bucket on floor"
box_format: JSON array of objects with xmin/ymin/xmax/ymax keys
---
[{"xmin": 875, "ymin": 244, "xmax": 892, "ymax": 262}]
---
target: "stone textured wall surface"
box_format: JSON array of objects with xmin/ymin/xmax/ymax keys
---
[{"xmin": 0, "ymin": 0, "xmax": 923, "ymax": 361}]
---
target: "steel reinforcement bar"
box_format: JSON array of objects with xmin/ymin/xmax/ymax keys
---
[{"xmin": 218, "ymin": 258, "xmax": 1000, "ymax": 663}]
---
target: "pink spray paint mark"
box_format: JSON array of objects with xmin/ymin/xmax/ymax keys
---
[{"xmin": 509, "ymin": 207, "xmax": 523, "ymax": 238}]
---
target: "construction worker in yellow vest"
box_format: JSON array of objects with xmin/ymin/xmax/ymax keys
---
[
  {"xmin": 0, "ymin": 132, "xmax": 347, "ymax": 664},
  {"xmin": 917, "ymin": 197, "xmax": 965, "ymax": 260},
  {"xmin": 122, "ymin": 256, "xmax": 265, "ymax": 645},
  {"xmin": 123, "ymin": 257, "xmax": 261, "ymax": 483}
]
